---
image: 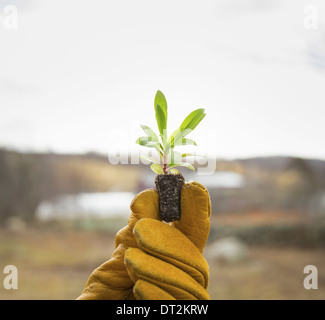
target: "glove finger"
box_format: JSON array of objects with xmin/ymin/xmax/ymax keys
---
[
  {"xmin": 78, "ymin": 189, "xmax": 159, "ymax": 300},
  {"xmin": 114, "ymin": 188, "xmax": 159, "ymax": 248},
  {"xmin": 124, "ymin": 248, "xmax": 210, "ymax": 300},
  {"xmin": 134, "ymin": 218, "xmax": 209, "ymax": 289},
  {"xmin": 172, "ymin": 181, "xmax": 211, "ymax": 253},
  {"xmin": 77, "ymin": 244, "xmax": 133, "ymax": 300},
  {"xmin": 133, "ymin": 280, "xmax": 176, "ymax": 300},
  {"xmin": 129, "ymin": 188, "xmax": 160, "ymax": 221}
]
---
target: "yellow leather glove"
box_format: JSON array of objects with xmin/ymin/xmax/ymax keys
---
[{"xmin": 77, "ymin": 181, "xmax": 211, "ymax": 300}]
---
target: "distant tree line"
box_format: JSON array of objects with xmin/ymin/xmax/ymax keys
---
[
  {"xmin": 1, "ymin": 149, "xmax": 325, "ymax": 222},
  {"xmin": 209, "ymin": 156, "xmax": 325, "ymax": 214},
  {"xmin": 0, "ymin": 149, "xmax": 139, "ymax": 222},
  {"xmin": 0, "ymin": 149, "xmax": 56, "ymax": 221}
]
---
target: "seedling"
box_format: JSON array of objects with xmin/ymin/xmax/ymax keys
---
[{"xmin": 136, "ymin": 90, "xmax": 206, "ymax": 222}]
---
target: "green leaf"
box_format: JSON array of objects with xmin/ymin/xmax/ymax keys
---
[
  {"xmin": 168, "ymin": 129, "xmax": 182, "ymax": 149},
  {"xmin": 168, "ymin": 150, "xmax": 182, "ymax": 166},
  {"xmin": 150, "ymin": 164, "xmax": 164, "ymax": 174},
  {"xmin": 154, "ymin": 90, "xmax": 167, "ymax": 120},
  {"xmin": 191, "ymin": 112, "xmax": 206, "ymax": 131},
  {"xmin": 167, "ymin": 109, "xmax": 205, "ymax": 149},
  {"xmin": 140, "ymin": 125, "xmax": 159, "ymax": 142},
  {"xmin": 154, "ymin": 91, "xmax": 168, "ymax": 143},
  {"xmin": 179, "ymin": 108, "xmax": 206, "ymax": 137},
  {"xmin": 179, "ymin": 108, "xmax": 205, "ymax": 131},
  {"xmin": 136, "ymin": 136, "xmax": 160, "ymax": 148},
  {"xmin": 182, "ymin": 153, "xmax": 207, "ymax": 158},
  {"xmin": 169, "ymin": 162, "xmax": 195, "ymax": 171},
  {"xmin": 155, "ymin": 104, "xmax": 167, "ymax": 138},
  {"xmin": 169, "ymin": 168, "xmax": 179, "ymax": 174},
  {"xmin": 139, "ymin": 155, "xmax": 159, "ymax": 165},
  {"xmin": 175, "ymin": 138, "xmax": 197, "ymax": 146},
  {"xmin": 136, "ymin": 135, "xmax": 154, "ymax": 142}
]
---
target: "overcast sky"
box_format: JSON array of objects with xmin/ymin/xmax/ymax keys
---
[{"xmin": 0, "ymin": 0, "xmax": 324, "ymax": 160}]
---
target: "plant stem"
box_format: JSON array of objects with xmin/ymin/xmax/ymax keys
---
[{"xmin": 163, "ymin": 163, "xmax": 168, "ymax": 174}]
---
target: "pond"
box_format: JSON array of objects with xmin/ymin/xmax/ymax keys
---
[{"xmin": 36, "ymin": 192, "xmax": 135, "ymax": 220}]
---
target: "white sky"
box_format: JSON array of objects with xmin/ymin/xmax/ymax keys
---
[{"xmin": 0, "ymin": 0, "xmax": 324, "ymax": 160}]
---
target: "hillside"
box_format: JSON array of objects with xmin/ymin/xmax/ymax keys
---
[{"xmin": 1, "ymin": 148, "xmax": 325, "ymax": 221}]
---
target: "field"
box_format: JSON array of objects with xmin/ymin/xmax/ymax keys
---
[
  {"xmin": 206, "ymin": 246, "xmax": 325, "ymax": 300},
  {"xmin": 0, "ymin": 219, "xmax": 324, "ymax": 300}
]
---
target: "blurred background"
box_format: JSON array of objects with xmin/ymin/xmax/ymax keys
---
[{"xmin": 0, "ymin": 0, "xmax": 325, "ymax": 299}]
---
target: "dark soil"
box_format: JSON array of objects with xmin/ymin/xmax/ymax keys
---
[{"xmin": 154, "ymin": 173, "xmax": 185, "ymax": 222}]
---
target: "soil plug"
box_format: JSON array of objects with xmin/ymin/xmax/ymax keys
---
[{"xmin": 155, "ymin": 172, "xmax": 185, "ymax": 222}]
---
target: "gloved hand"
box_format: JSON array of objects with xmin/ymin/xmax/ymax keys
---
[{"xmin": 77, "ymin": 181, "xmax": 211, "ymax": 300}]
